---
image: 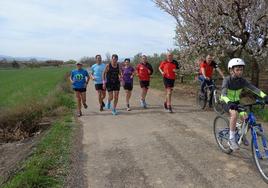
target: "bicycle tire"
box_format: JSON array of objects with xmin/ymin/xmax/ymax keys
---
[
  {"xmin": 196, "ymin": 89, "xmax": 207, "ymax": 109},
  {"xmin": 213, "ymin": 116, "xmax": 232, "ymax": 154},
  {"xmin": 252, "ymin": 127, "xmax": 268, "ymax": 183},
  {"xmin": 212, "ymin": 90, "xmax": 225, "ymax": 115}
]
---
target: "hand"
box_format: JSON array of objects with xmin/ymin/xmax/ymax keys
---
[
  {"xmin": 228, "ymin": 102, "xmax": 238, "ymax": 111},
  {"xmin": 102, "ymin": 83, "xmax": 106, "ymax": 90},
  {"xmin": 92, "ymin": 76, "xmax": 95, "ymax": 81},
  {"xmin": 264, "ymin": 96, "xmax": 268, "ymax": 104}
]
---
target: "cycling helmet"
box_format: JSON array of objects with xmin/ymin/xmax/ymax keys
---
[{"xmin": 228, "ymin": 58, "xmax": 245, "ymax": 69}]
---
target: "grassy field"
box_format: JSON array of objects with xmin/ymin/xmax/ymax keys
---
[
  {"xmin": 1, "ymin": 66, "xmax": 77, "ymax": 187},
  {"xmin": 0, "ymin": 67, "xmax": 73, "ymax": 108}
]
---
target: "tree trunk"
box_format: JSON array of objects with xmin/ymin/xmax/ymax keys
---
[{"xmin": 251, "ymin": 60, "xmax": 259, "ymax": 87}]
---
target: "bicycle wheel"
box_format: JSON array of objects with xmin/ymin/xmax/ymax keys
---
[
  {"xmin": 212, "ymin": 90, "xmax": 225, "ymax": 115},
  {"xmin": 213, "ymin": 116, "xmax": 232, "ymax": 154},
  {"xmin": 196, "ymin": 89, "xmax": 207, "ymax": 109},
  {"xmin": 252, "ymin": 127, "xmax": 268, "ymax": 183}
]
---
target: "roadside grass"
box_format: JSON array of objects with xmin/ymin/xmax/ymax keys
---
[
  {"xmin": 2, "ymin": 116, "xmax": 75, "ymax": 188},
  {"xmin": 1, "ymin": 67, "xmax": 77, "ymax": 188}
]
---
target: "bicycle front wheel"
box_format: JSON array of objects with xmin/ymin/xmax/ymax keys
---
[
  {"xmin": 212, "ymin": 90, "xmax": 225, "ymax": 115},
  {"xmin": 252, "ymin": 128, "xmax": 268, "ymax": 183},
  {"xmin": 196, "ymin": 89, "xmax": 207, "ymax": 109},
  {"xmin": 213, "ymin": 116, "xmax": 232, "ymax": 154}
]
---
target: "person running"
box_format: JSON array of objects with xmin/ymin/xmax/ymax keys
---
[
  {"xmin": 136, "ymin": 55, "xmax": 153, "ymax": 108},
  {"xmin": 90, "ymin": 54, "xmax": 106, "ymax": 111},
  {"xmin": 103, "ymin": 54, "xmax": 122, "ymax": 115},
  {"xmin": 70, "ymin": 62, "xmax": 90, "ymax": 117},
  {"xmin": 198, "ymin": 54, "xmax": 225, "ymax": 107},
  {"xmin": 159, "ymin": 52, "xmax": 180, "ymax": 113},
  {"xmin": 121, "ymin": 58, "xmax": 135, "ymax": 111},
  {"xmin": 221, "ymin": 58, "xmax": 268, "ymax": 151}
]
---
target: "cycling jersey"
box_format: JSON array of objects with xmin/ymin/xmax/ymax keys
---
[
  {"xmin": 71, "ymin": 69, "xmax": 89, "ymax": 89},
  {"xmin": 136, "ymin": 62, "xmax": 153, "ymax": 81},
  {"xmin": 221, "ymin": 76, "xmax": 267, "ymax": 103},
  {"xmin": 159, "ymin": 60, "xmax": 180, "ymax": 80},
  {"xmin": 199, "ymin": 61, "xmax": 218, "ymax": 78},
  {"xmin": 91, "ymin": 63, "xmax": 106, "ymax": 84}
]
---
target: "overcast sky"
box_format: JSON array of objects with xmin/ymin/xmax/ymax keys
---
[{"xmin": 0, "ymin": 0, "xmax": 176, "ymax": 60}]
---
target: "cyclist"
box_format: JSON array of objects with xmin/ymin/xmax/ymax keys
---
[
  {"xmin": 136, "ymin": 55, "xmax": 153, "ymax": 108},
  {"xmin": 90, "ymin": 54, "xmax": 106, "ymax": 111},
  {"xmin": 199, "ymin": 54, "xmax": 225, "ymax": 107},
  {"xmin": 221, "ymin": 58, "xmax": 268, "ymax": 150},
  {"xmin": 70, "ymin": 62, "xmax": 90, "ymax": 117},
  {"xmin": 103, "ymin": 54, "xmax": 122, "ymax": 115},
  {"xmin": 159, "ymin": 52, "xmax": 180, "ymax": 113},
  {"xmin": 121, "ymin": 58, "xmax": 135, "ymax": 111}
]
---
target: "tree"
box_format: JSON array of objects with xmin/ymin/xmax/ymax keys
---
[{"xmin": 154, "ymin": 0, "xmax": 268, "ymax": 86}]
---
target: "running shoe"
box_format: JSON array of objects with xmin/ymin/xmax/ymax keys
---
[
  {"xmin": 105, "ymin": 101, "xmax": 111, "ymax": 109},
  {"xmin": 164, "ymin": 102, "xmax": 168, "ymax": 110},
  {"xmin": 83, "ymin": 103, "xmax": 88, "ymax": 109},
  {"xmin": 228, "ymin": 138, "xmax": 239, "ymax": 151},
  {"xmin": 112, "ymin": 109, "xmax": 118, "ymax": 115}
]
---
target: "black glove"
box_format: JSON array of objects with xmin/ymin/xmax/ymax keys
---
[
  {"xmin": 228, "ymin": 102, "xmax": 238, "ymax": 110},
  {"xmin": 264, "ymin": 96, "xmax": 268, "ymax": 104}
]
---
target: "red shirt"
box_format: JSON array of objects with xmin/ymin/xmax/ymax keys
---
[
  {"xmin": 159, "ymin": 60, "xmax": 179, "ymax": 80},
  {"xmin": 199, "ymin": 61, "xmax": 218, "ymax": 78},
  {"xmin": 136, "ymin": 63, "xmax": 153, "ymax": 81}
]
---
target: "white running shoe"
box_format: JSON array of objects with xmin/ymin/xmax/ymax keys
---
[{"xmin": 228, "ymin": 138, "xmax": 239, "ymax": 151}]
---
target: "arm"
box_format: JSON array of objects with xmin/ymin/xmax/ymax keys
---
[
  {"xmin": 221, "ymin": 77, "xmax": 231, "ymax": 104},
  {"xmin": 216, "ymin": 67, "xmax": 225, "ymax": 79},
  {"xmin": 102, "ymin": 64, "xmax": 109, "ymax": 83},
  {"xmin": 201, "ymin": 67, "xmax": 208, "ymax": 80},
  {"xmin": 244, "ymin": 80, "xmax": 267, "ymax": 99},
  {"xmin": 159, "ymin": 62, "xmax": 164, "ymax": 75},
  {"xmin": 69, "ymin": 71, "xmax": 74, "ymax": 84},
  {"xmin": 90, "ymin": 66, "xmax": 95, "ymax": 80}
]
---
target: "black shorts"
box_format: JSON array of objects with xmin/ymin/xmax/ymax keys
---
[
  {"xmin": 106, "ymin": 82, "xmax": 120, "ymax": 92},
  {"xmin": 163, "ymin": 77, "xmax": 175, "ymax": 88},
  {"xmin": 139, "ymin": 81, "xmax": 150, "ymax": 89},
  {"xmin": 95, "ymin": 84, "xmax": 104, "ymax": 91},
  {"xmin": 124, "ymin": 82, "xmax": 133, "ymax": 91},
  {"xmin": 223, "ymin": 101, "xmax": 240, "ymax": 113},
  {"xmin": 73, "ymin": 88, "xmax": 86, "ymax": 92}
]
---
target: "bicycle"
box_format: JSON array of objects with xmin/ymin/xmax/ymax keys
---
[
  {"xmin": 213, "ymin": 100, "xmax": 268, "ymax": 183},
  {"xmin": 196, "ymin": 79, "xmax": 224, "ymax": 114}
]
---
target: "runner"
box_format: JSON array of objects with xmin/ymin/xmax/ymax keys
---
[
  {"xmin": 136, "ymin": 55, "xmax": 153, "ymax": 108},
  {"xmin": 103, "ymin": 54, "xmax": 122, "ymax": 115},
  {"xmin": 70, "ymin": 62, "xmax": 90, "ymax": 117},
  {"xmin": 90, "ymin": 54, "xmax": 106, "ymax": 111},
  {"xmin": 121, "ymin": 58, "xmax": 135, "ymax": 111},
  {"xmin": 159, "ymin": 52, "xmax": 180, "ymax": 113}
]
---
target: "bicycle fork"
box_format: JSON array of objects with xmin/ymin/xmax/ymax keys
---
[{"xmin": 251, "ymin": 125, "xmax": 268, "ymax": 159}]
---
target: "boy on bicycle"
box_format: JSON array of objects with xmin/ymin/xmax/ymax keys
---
[{"xmin": 221, "ymin": 58, "xmax": 268, "ymax": 150}]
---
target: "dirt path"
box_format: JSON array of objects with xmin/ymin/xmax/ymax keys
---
[{"xmin": 79, "ymin": 82, "xmax": 268, "ymax": 188}]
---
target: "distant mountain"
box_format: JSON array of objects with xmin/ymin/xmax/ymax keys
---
[{"xmin": 0, "ymin": 54, "xmax": 50, "ymax": 61}]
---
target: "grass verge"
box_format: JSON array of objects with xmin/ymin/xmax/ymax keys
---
[{"xmin": 2, "ymin": 116, "xmax": 74, "ymax": 188}]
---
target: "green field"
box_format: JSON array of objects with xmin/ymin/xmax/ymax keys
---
[{"xmin": 0, "ymin": 67, "xmax": 73, "ymax": 108}]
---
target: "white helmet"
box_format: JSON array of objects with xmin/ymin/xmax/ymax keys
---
[{"xmin": 228, "ymin": 58, "xmax": 245, "ymax": 69}]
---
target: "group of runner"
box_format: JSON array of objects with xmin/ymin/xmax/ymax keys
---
[
  {"xmin": 70, "ymin": 52, "xmax": 180, "ymax": 116},
  {"xmin": 70, "ymin": 52, "xmax": 268, "ymax": 151}
]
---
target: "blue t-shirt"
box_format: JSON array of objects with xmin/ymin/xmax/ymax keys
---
[
  {"xmin": 90, "ymin": 63, "xmax": 106, "ymax": 84},
  {"xmin": 71, "ymin": 69, "xmax": 89, "ymax": 89}
]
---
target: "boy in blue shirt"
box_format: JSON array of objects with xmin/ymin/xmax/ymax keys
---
[
  {"xmin": 70, "ymin": 62, "xmax": 90, "ymax": 117},
  {"xmin": 90, "ymin": 54, "xmax": 106, "ymax": 111}
]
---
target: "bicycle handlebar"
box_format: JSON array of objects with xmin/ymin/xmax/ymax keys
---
[{"xmin": 237, "ymin": 99, "xmax": 265, "ymax": 112}]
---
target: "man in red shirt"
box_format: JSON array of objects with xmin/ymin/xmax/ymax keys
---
[
  {"xmin": 136, "ymin": 55, "xmax": 153, "ymax": 108},
  {"xmin": 159, "ymin": 52, "xmax": 180, "ymax": 113},
  {"xmin": 198, "ymin": 54, "xmax": 224, "ymax": 106}
]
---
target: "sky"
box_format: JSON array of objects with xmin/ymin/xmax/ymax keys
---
[{"xmin": 0, "ymin": 0, "xmax": 176, "ymax": 60}]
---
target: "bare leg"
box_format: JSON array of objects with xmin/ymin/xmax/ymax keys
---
[{"xmin": 114, "ymin": 91, "xmax": 119, "ymax": 109}]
